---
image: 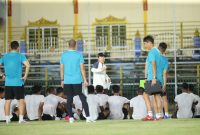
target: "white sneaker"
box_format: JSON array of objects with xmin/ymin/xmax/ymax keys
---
[
  {"xmin": 19, "ymin": 120, "xmax": 28, "ymax": 124},
  {"xmin": 90, "ymin": 119, "xmax": 96, "ymax": 122},
  {"xmin": 86, "ymin": 120, "xmax": 96, "ymax": 123},
  {"xmin": 90, "ymin": 120, "xmax": 96, "ymax": 122},
  {"xmin": 69, "ymin": 118, "xmax": 75, "ymax": 123},
  {"xmin": 86, "ymin": 119, "xmax": 91, "ymax": 123},
  {"xmin": 86, "ymin": 117, "xmax": 96, "ymax": 123},
  {"xmin": 6, "ymin": 120, "xmax": 10, "ymax": 124},
  {"xmin": 55, "ymin": 117, "xmax": 61, "ymax": 120}
]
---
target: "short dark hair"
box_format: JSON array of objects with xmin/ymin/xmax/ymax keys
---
[
  {"xmin": 11, "ymin": 41, "xmax": 19, "ymax": 50},
  {"xmin": 137, "ymin": 87, "xmax": 144, "ymax": 95},
  {"xmin": 31, "ymin": 85, "xmax": 42, "ymax": 94},
  {"xmin": 143, "ymin": 35, "xmax": 154, "ymax": 44},
  {"xmin": 158, "ymin": 42, "xmax": 167, "ymax": 52},
  {"xmin": 88, "ymin": 85, "xmax": 95, "ymax": 94},
  {"xmin": 188, "ymin": 84, "xmax": 194, "ymax": 92},
  {"xmin": 56, "ymin": 87, "xmax": 64, "ymax": 95},
  {"xmin": 46, "ymin": 87, "xmax": 55, "ymax": 94},
  {"xmin": 112, "ymin": 85, "xmax": 120, "ymax": 93},
  {"xmin": 98, "ymin": 53, "xmax": 105, "ymax": 57},
  {"xmin": 68, "ymin": 39, "xmax": 76, "ymax": 48},
  {"xmin": 182, "ymin": 82, "xmax": 189, "ymax": 90},
  {"xmin": 14, "ymin": 107, "xmax": 19, "ymax": 113},
  {"xmin": 96, "ymin": 85, "xmax": 104, "ymax": 93},
  {"xmin": 0, "ymin": 87, "xmax": 4, "ymax": 94}
]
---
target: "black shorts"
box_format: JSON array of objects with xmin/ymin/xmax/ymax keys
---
[
  {"xmin": 144, "ymin": 80, "xmax": 162, "ymax": 95},
  {"xmin": 42, "ymin": 114, "xmax": 55, "ymax": 120},
  {"xmin": 160, "ymin": 91, "xmax": 167, "ymax": 97},
  {"xmin": 64, "ymin": 84, "xmax": 82, "ymax": 96},
  {"xmin": 5, "ymin": 86, "xmax": 25, "ymax": 100}
]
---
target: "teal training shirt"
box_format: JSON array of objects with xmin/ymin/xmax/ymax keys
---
[
  {"xmin": 146, "ymin": 47, "xmax": 162, "ymax": 81},
  {"xmin": 0, "ymin": 52, "xmax": 27, "ymax": 86},
  {"xmin": 60, "ymin": 50, "xmax": 84, "ymax": 84},
  {"xmin": 156, "ymin": 55, "xmax": 169, "ymax": 85}
]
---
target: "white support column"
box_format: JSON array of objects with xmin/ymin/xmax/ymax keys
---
[
  {"xmin": 5, "ymin": 0, "xmax": 8, "ymax": 53},
  {"xmin": 87, "ymin": 0, "xmax": 91, "ymax": 84},
  {"xmin": 172, "ymin": 3, "xmax": 178, "ymax": 97}
]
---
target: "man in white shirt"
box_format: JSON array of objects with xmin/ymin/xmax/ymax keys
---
[
  {"xmin": 0, "ymin": 87, "xmax": 18, "ymax": 121},
  {"xmin": 56, "ymin": 87, "xmax": 67, "ymax": 119},
  {"xmin": 188, "ymin": 84, "xmax": 200, "ymax": 117},
  {"xmin": 91, "ymin": 53, "xmax": 111, "ymax": 93},
  {"xmin": 108, "ymin": 85, "xmax": 129, "ymax": 120},
  {"xmin": 130, "ymin": 87, "xmax": 147, "ymax": 120},
  {"xmin": 73, "ymin": 95, "xmax": 83, "ymax": 120},
  {"xmin": 96, "ymin": 85, "xmax": 110, "ymax": 119},
  {"xmin": 25, "ymin": 85, "xmax": 44, "ymax": 120},
  {"xmin": 39, "ymin": 87, "xmax": 66, "ymax": 120},
  {"xmin": 86, "ymin": 85, "xmax": 102, "ymax": 122},
  {"xmin": 175, "ymin": 83, "xmax": 198, "ymax": 118},
  {"xmin": 0, "ymin": 87, "xmax": 6, "ymax": 121}
]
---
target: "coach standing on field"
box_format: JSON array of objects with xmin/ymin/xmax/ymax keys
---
[
  {"xmin": 0, "ymin": 41, "xmax": 30, "ymax": 124},
  {"xmin": 60, "ymin": 39, "xmax": 91, "ymax": 123}
]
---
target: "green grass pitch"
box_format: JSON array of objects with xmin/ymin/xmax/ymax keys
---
[{"xmin": 0, "ymin": 119, "xmax": 200, "ymax": 135}]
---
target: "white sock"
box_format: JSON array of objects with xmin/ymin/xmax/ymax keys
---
[
  {"xmin": 148, "ymin": 111, "xmax": 153, "ymax": 117},
  {"xmin": 165, "ymin": 112, "xmax": 169, "ymax": 117},
  {"xmin": 6, "ymin": 115, "xmax": 10, "ymax": 123},
  {"xmin": 156, "ymin": 113, "xmax": 160, "ymax": 119},
  {"xmin": 19, "ymin": 115, "xmax": 24, "ymax": 121}
]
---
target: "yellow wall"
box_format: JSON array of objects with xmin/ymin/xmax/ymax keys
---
[
  {"xmin": 12, "ymin": 0, "xmax": 74, "ymax": 26},
  {"xmin": 11, "ymin": 0, "xmax": 200, "ymax": 26},
  {"xmin": 149, "ymin": 3, "xmax": 200, "ymax": 22}
]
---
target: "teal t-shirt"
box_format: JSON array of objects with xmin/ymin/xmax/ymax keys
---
[
  {"xmin": 156, "ymin": 55, "xmax": 169, "ymax": 85},
  {"xmin": 146, "ymin": 47, "xmax": 162, "ymax": 81},
  {"xmin": 60, "ymin": 50, "xmax": 84, "ymax": 84},
  {"xmin": 0, "ymin": 52, "xmax": 27, "ymax": 86}
]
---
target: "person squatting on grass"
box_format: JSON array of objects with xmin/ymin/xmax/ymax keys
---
[
  {"xmin": 108, "ymin": 85, "xmax": 129, "ymax": 120},
  {"xmin": 174, "ymin": 83, "xmax": 198, "ymax": 119},
  {"xmin": 39, "ymin": 87, "xmax": 66, "ymax": 120},
  {"xmin": 25, "ymin": 85, "xmax": 45, "ymax": 121},
  {"xmin": 129, "ymin": 87, "xmax": 147, "ymax": 120}
]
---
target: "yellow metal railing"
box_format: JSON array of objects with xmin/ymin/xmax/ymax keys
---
[
  {"xmin": 45, "ymin": 67, "xmax": 48, "ymax": 89},
  {"xmin": 1, "ymin": 21, "xmax": 200, "ymax": 101},
  {"xmin": 120, "ymin": 65, "xmax": 123, "ymax": 96}
]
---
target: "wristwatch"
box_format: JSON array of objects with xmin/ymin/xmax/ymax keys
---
[{"xmin": 0, "ymin": 73, "xmax": 4, "ymax": 77}]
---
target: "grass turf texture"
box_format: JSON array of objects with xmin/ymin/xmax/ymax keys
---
[{"xmin": 0, "ymin": 119, "xmax": 200, "ymax": 135}]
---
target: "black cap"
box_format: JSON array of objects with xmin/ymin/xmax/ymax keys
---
[{"xmin": 98, "ymin": 52, "xmax": 105, "ymax": 57}]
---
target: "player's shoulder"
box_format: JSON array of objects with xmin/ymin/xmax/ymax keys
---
[
  {"xmin": 108, "ymin": 95, "xmax": 115, "ymax": 100},
  {"xmin": 130, "ymin": 97, "xmax": 135, "ymax": 102},
  {"xmin": 25, "ymin": 95, "xmax": 30, "ymax": 99},
  {"xmin": 161, "ymin": 55, "xmax": 168, "ymax": 61},
  {"xmin": 61, "ymin": 50, "xmax": 68, "ymax": 55}
]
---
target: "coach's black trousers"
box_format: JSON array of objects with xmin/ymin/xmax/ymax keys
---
[{"xmin": 64, "ymin": 84, "xmax": 90, "ymax": 118}]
